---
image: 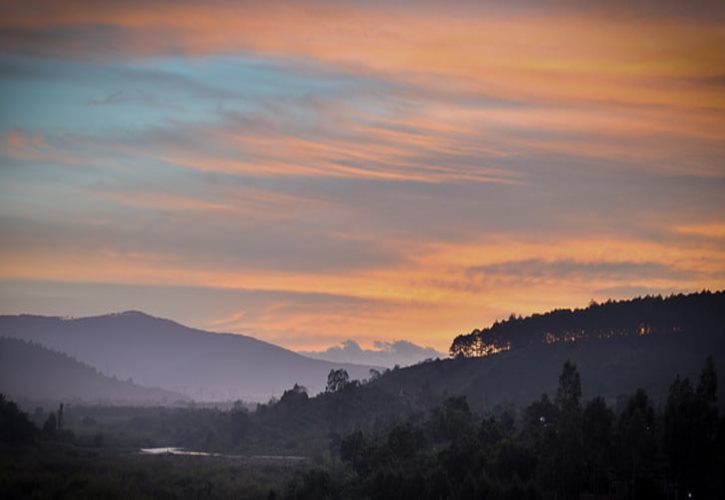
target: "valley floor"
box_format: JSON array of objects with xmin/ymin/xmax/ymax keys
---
[{"xmin": 0, "ymin": 442, "xmax": 304, "ymax": 499}]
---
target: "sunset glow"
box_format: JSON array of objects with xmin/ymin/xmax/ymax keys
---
[{"xmin": 1, "ymin": 0, "xmax": 723, "ymax": 351}]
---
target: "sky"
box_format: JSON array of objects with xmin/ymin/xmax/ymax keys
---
[{"xmin": 0, "ymin": 0, "xmax": 724, "ymax": 352}]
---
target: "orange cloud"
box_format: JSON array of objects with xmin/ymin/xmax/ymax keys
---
[
  {"xmin": 1, "ymin": 130, "xmax": 84, "ymax": 165},
  {"xmin": 3, "ymin": 2, "xmax": 723, "ymax": 108},
  {"xmin": 2, "ymin": 230, "xmax": 723, "ymax": 350},
  {"xmin": 672, "ymin": 223, "xmax": 725, "ymax": 239},
  {"xmin": 2, "ymin": 1, "xmax": 724, "ymax": 351},
  {"xmin": 3, "ymin": 3, "xmax": 723, "ymax": 180}
]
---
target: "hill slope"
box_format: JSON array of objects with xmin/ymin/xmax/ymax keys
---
[
  {"xmin": 378, "ymin": 291, "xmax": 725, "ymax": 409},
  {"xmin": 160, "ymin": 293, "xmax": 724, "ymax": 456},
  {"xmin": 450, "ymin": 290, "xmax": 724, "ymax": 356},
  {"xmin": 374, "ymin": 330, "xmax": 725, "ymax": 412},
  {"xmin": 0, "ymin": 338, "xmax": 185, "ymax": 404},
  {"xmin": 0, "ymin": 311, "xmax": 376, "ymax": 401}
]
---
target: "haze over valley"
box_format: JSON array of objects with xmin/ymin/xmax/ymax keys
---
[
  {"xmin": 1, "ymin": 1, "xmax": 724, "ymax": 498},
  {"xmin": 0, "ymin": 311, "xmax": 378, "ymax": 402},
  {"xmin": 2, "ymin": 292, "xmax": 722, "ymax": 409}
]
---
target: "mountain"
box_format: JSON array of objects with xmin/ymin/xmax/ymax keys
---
[
  {"xmin": 0, "ymin": 311, "xmax": 377, "ymax": 401},
  {"xmin": 2, "ymin": 292, "xmax": 721, "ymax": 408},
  {"xmin": 0, "ymin": 338, "xmax": 185, "ymax": 404}
]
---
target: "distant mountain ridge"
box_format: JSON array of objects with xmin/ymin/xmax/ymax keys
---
[
  {"xmin": 2, "ymin": 292, "xmax": 722, "ymax": 406},
  {"xmin": 0, "ymin": 337, "xmax": 185, "ymax": 404},
  {"xmin": 0, "ymin": 311, "xmax": 378, "ymax": 402}
]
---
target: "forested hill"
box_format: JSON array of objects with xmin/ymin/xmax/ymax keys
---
[
  {"xmin": 450, "ymin": 291, "xmax": 724, "ymax": 357},
  {"xmin": 107, "ymin": 287, "xmax": 725, "ymax": 458},
  {"xmin": 362, "ymin": 291, "xmax": 725, "ymax": 411},
  {"xmin": 224, "ymin": 291, "xmax": 725, "ymax": 456},
  {"xmin": 0, "ymin": 338, "xmax": 186, "ymax": 404}
]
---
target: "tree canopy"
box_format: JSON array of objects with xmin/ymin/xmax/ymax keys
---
[{"xmin": 450, "ymin": 290, "xmax": 724, "ymax": 358}]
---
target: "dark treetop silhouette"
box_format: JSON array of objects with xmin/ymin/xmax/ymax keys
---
[{"xmin": 450, "ymin": 290, "xmax": 724, "ymax": 358}]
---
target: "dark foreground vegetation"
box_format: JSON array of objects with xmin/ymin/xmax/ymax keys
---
[
  {"xmin": 2, "ymin": 357, "xmax": 723, "ymax": 499},
  {"xmin": 0, "ymin": 444, "xmax": 300, "ymax": 500}
]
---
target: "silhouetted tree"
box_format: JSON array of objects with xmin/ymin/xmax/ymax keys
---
[
  {"xmin": 280, "ymin": 384, "xmax": 309, "ymax": 404},
  {"xmin": 552, "ymin": 361, "xmax": 584, "ymax": 499},
  {"xmin": 618, "ymin": 388, "xmax": 659, "ymax": 498},
  {"xmin": 284, "ymin": 469, "xmax": 333, "ymax": 500},
  {"xmin": 665, "ymin": 357, "xmax": 720, "ymax": 497},
  {"xmin": 230, "ymin": 409, "xmax": 250, "ymax": 443},
  {"xmin": 521, "ymin": 393, "xmax": 557, "ymax": 445},
  {"xmin": 0, "ymin": 394, "xmax": 36, "ymax": 444},
  {"xmin": 340, "ymin": 430, "xmax": 366, "ymax": 472},
  {"xmin": 432, "ymin": 396, "xmax": 473, "ymax": 442},
  {"xmin": 43, "ymin": 412, "xmax": 57, "ymax": 436},
  {"xmin": 326, "ymin": 369, "xmax": 350, "ymax": 393},
  {"xmin": 556, "ymin": 361, "xmax": 582, "ymax": 416},
  {"xmin": 57, "ymin": 403, "xmax": 64, "ymax": 430},
  {"xmin": 582, "ymin": 396, "xmax": 614, "ymax": 494}
]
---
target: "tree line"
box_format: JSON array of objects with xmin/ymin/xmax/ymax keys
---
[
  {"xmin": 283, "ymin": 357, "xmax": 723, "ymax": 499},
  {"xmin": 2, "ymin": 357, "xmax": 722, "ymax": 498},
  {"xmin": 450, "ymin": 290, "xmax": 724, "ymax": 358}
]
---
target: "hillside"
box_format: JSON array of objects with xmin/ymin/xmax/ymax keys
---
[
  {"xmin": 0, "ymin": 311, "xmax": 377, "ymax": 401},
  {"xmin": 450, "ymin": 290, "xmax": 724, "ymax": 357},
  {"xmin": 374, "ymin": 330, "xmax": 724, "ymax": 411},
  {"xmin": 376, "ymin": 291, "xmax": 725, "ymax": 410},
  {"xmin": 0, "ymin": 338, "xmax": 185, "ymax": 404},
  {"xmin": 172, "ymin": 291, "xmax": 725, "ymax": 456},
  {"xmin": 238, "ymin": 291, "xmax": 725, "ymax": 442},
  {"xmin": 1, "ymin": 292, "xmax": 721, "ymax": 408}
]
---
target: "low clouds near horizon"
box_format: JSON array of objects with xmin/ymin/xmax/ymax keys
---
[{"xmin": 301, "ymin": 339, "xmax": 444, "ymax": 369}]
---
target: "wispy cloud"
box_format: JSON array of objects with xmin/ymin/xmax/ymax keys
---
[{"xmin": 0, "ymin": 1, "xmax": 723, "ymax": 351}]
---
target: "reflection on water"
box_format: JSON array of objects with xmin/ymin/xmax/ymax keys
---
[
  {"xmin": 139, "ymin": 447, "xmax": 306, "ymax": 460},
  {"xmin": 140, "ymin": 447, "xmax": 215, "ymax": 457}
]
